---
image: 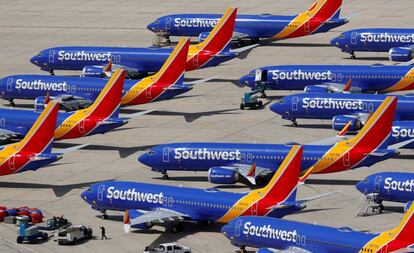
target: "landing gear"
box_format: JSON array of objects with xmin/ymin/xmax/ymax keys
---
[
  {"xmin": 49, "ymin": 70, "xmax": 55, "ymax": 76},
  {"xmin": 170, "ymin": 223, "xmax": 184, "ymax": 233},
  {"xmin": 291, "ymin": 119, "xmax": 298, "ymax": 127},
  {"xmin": 350, "ymin": 52, "xmax": 356, "ymax": 59},
  {"xmin": 239, "ymin": 246, "xmax": 247, "ymax": 253},
  {"xmin": 162, "ymin": 172, "xmax": 169, "ymax": 180},
  {"xmin": 8, "ymin": 99, "xmax": 15, "ymax": 107},
  {"xmin": 101, "ymin": 211, "xmax": 108, "ymax": 220},
  {"xmin": 152, "ymin": 32, "xmax": 171, "ymax": 47}
]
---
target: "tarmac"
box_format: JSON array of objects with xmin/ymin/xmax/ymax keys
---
[{"xmin": 0, "ymin": 0, "xmax": 413, "ymax": 252}]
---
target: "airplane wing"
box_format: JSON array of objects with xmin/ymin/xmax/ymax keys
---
[
  {"xmin": 267, "ymin": 192, "xmax": 339, "ymax": 210},
  {"xmin": 307, "ymin": 120, "xmax": 352, "ymax": 145},
  {"xmin": 54, "ymin": 144, "xmax": 90, "ymax": 155},
  {"xmin": 124, "ymin": 208, "xmax": 190, "ymax": 233},
  {"xmin": 232, "ymin": 163, "xmax": 274, "ymax": 185},
  {"xmin": 119, "ymin": 109, "xmax": 156, "ymax": 120},
  {"xmin": 43, "ymin": 94, "xmax": 93, "ymax": 111},
  {"xmin": 0, "ymin": 128, "xmax": 24, "ymax": 143},
  {"xmin": 232, "ymin": 30, "xmax": 251, "ymax": 40},
  {"xmin": 183, "ymin": 76, "xmax": 217, "ymax": 86}
]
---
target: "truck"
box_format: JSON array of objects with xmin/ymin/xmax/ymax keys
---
[
  {"xmin": 16, "ymin": 225, "xmax": 48, "ymax": 244},
  {"xmin": 55, "ymin": 225, "xmax": 92, "ymax": 245},
  {"xmin": 144, "ymin": 243, "xmax": 192, "ymax": 253}
]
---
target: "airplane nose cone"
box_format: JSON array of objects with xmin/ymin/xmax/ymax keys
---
[
  {"xmin": 239, "ymin": 75, "xmax": 253, "ymax": 88},
  {"xmin": 147, "ymin": 22, "xmax": 157, "ymax": 32},
  {"xmin": 81, "ymin": 191, "xmax": 87, "ymax": 201},
  {"xmin": 330, "ymin": 37, "xmax": 339, "ymax": 47},
  {"xmin": 355, "ymin": 180, "xmax": 366, "ymax": 193},
  {"xmin": 270, "ymin": 102, "xmax": 283, "ymax": 116},
  {"xmin": 220, "ymin": 223, "xmax": 231, "ymax": 237},
  {"xmin": 30, "ymin": 56, "xmax": 39, "ymax": 66},
  {"xmin": 138, "ymin": 153, "xmax": 150, "ymax": 166}
]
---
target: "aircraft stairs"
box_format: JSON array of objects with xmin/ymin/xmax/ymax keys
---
[{"xmin": 357, "ymin": 190, "xmax": 381, "ymax": 217}]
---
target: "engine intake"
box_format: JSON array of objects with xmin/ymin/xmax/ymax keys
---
[
  {"xmin": 389, "ymin": 47, "xmax": 414, "ymax": 62},
  {"xmin": 332, "ymin": 115, "xmax": 362, "ymax": 132},
  {"xmin": 208, "ymin": 167, "xmax": 239, "ymax": 185},
  {"xmin": 304, "ymin": 85, "xmax": 330, "ymax": 93},
  {"xmin": 82, "ymin": 66, "xmax": 108, "ymax": 78}
]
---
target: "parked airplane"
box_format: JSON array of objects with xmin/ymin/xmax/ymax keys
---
[
  {"xmin": 138, "ymin": 97, "xmax": 403, "ymax": 185},
  {"xmin": 0, "ymin": 69, "xmax": 151, "ymax": 142},
  {"xmin": 81, "ymin": 146, "xmax": 334, "ymax": 233},
  {"xmin": 2, "ymin": 38, "xmax": 199, "ymax": 109},
  {"xmin": 270, "ymin": 92, "xmax": 414, "ymax": 128},
  {"xmin": 221, "ymin": 204, "xmax": 414, "ymax": 253},
  {"xmin": 29, "ymin": 8, "xmax": 253, "ymax": 77},
  {"xmin": 239, "ymin": 64, "xmax": 414, "ymax": 97},
  {"xmin": 331, "ymin": 28, "xmax": 414, "ymax": 61},
  {"xmin": 147, "ymin": 0, "xmax": 347, "ymax": 44},
  {"xmin": 356, "ymin": 172, "xmax": 414, "ymax": 212},
  {"xmin": 0, "ymin": 102, "xmax": 86, "ymax": 176}
]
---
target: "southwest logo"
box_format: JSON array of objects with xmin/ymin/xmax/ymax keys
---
[
  {"xmin": 384, "ymin": 177, "xmax": 414, "ymax": 193},
  {"xmin": 392, "ymin": 126, "xmax": 414, "ymax": 138},
  {"xmin": 15, "ymin": 79, "xmax": 68, "ymax": 92},
  {"xmin": 173, "ymin": 18, "xmax": 218, "ymax": 28},
  {"xmin": 174, "ymin": 148, "xmax": 241, "ymax": 161},
  {"xmin": 57, "ymin": 51, "xmax": 112, "ymax": 62},
  {"xmin": 360, "ymin": 33, "xmax": 414, "ymax": 43},
  {"xmin": 243, "ymin": 222, "xmax": 299, "ymax": 242},
  {"xmin": 270, "ymin": 70, "xmax": 332, "ymax": 81},
  {"xmin": 106, "ymin": 186, "xmax": 164, "ymax": 204},
  {"xmin": 302, "ymin": 98, "xmax": 364, "ymax": 110}
]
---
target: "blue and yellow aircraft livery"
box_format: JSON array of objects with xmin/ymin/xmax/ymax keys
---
[
  {"xmin": 239, "ymin": 64, "xmax": 414, "ymax": 96},
  {"xmin": 81, "ymin": 146, "xmax": 334, "ymax": 233},
  {"xmin": 138, "ymin": 97, "xmax": 403, "ymax": 185},
  {"xmin": 222, "ymin": 203, "xmax": 414, "ymax": 253},
  {"xmin": 356, "ymin": 172, "xmax": 414, "ymax": 212},
  {"xmin": 29, "ymin": 8, "xmax": 250, "ymax": 77},
  {"xmin": 1, "ymin": 38, "xmax": 194, "ymax": 109},
  {"xmin": 147, "ymin": 0, "xmax": 347, "ymax": 43},
  {"xmin": 331, "ymin": 28, "xmax": 414, "ymax": 61},
  {"xmin": 0, "ymin": 70, "xmax": 151, "ymax": 142}
]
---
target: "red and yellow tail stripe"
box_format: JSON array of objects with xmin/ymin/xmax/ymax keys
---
[
  {"xmin": 186, "ymin": 7, "xmax": 237, "ymax": 71},
  {"xmin": 360, "ymin": 203, "xmax": 414, "ymax": 252},
  {"xmin": 308, "ymin": 97, "xmax": 397, "ymax": 174},
  {"xmin": 121, "ymin": 38, "xmax": 189, "ymax": 105},
  {"xmin": 383, "ymin": 67, "xmax": 414, "ymax": 92},
  {"xmin": 273, "ymin": 0, "xmax": 342, "ymax": 39},
  {"xmin": 0, "ymin": 102, "xmax": 59, "ymax": 176},
  {"xmin": 217, "ymin": 146, "xmax": 302, "ymax": 223},
  {"xmin": 54, "ymin": 69, "xmax": 125, "ymax": 139}
]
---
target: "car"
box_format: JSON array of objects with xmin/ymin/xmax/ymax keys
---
[
  {"xmin": 55, "ymin": 225, "xmax": 92, "ymax": 245},
  {"xmin": 143, "ymin": 243, "xmax": 191, "ymax": 253}
]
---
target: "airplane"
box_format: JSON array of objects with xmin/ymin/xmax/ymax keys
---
[
  {"xmin": 356, "ymin": 172, "xmax": 414, "ymax": 212},
  {"xmin": 0, "ymin": 101, "xmax": 86, "ymax": 176},
  {"xmin": 1, "ymin": 38, "xmax": 201, "ymax": 109},
  {"xmin": 331, "ymin": 28, "xmax": 414, "ymax": 61},
  {"xmin": 0, "ymin": 69, "xmax": 152, "ymax": 143},
  {"xmin": 239, "ymin": 64, "xmax": 414, "ymax": 97},
  {"xmin": 146, "ymin": 0, "xmax": 348, "ymax": 45},
  {"xmin": 29, "ymin": 8, "xmax": 254, "ymax": 77},
  {"xmin": 221, "ymin": 203, "xmax": 414, "ymax": 253},
  {"xmin": 270, "ymin": 92, "xmax": 414, "ymax": 128},
  {"xmin": 138, "ymin": 97, "xmax": 404, "ymax": 185},
  {"xmin": 81, "ymin": 145, "xmax": 335, "ymax": 233}
]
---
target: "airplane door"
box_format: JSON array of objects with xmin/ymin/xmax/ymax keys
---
[
  {"xmin": 369, "ymin": 103, "xmax": 374, "ymax": 112},
  {"xmin": 79, "ymin": 120, "xmax": 85, "ymax": 134},
  {"xmin": 337, "ymin": 73, "xmax": 343, "ymax": 82},
  {"xmin": 7, "ymin": 78, "xmax": 13, "ymax": 92},
  {"xmin": 292, "ymin": 96, "xmax": 299, "ymax": 111},
  {"xmin": 49, "ymin": 50, "xmax": 55, "ymax": 63},
  {"xmin": 235, "ymin": 219, "xmax": 243, "ymax": 237},
  {"xmin": 163, "ymin": 147, "xmax": 170, "ymax": 162},
  {"xmin": 8, "ymin": 156, "xmax": 16, "ymax": 171},
  {"xmin": 146, "ymin": 86, "xmax": 152, "ymax": 99},
  {"xmin": 98, "ymin": 185, "xmax": 105, "ymax": 201},
  {"xmin": 166, "ymin": 17, "xmax": 171, "ymax": 31},
  {"xmin": 304, "ymin": 21, "xmax": 310, "ymax": 33},
  {"xmin": 351, "ymin": 32, "xmax": 357, "ymax": 45},
  {"xmin": 252, "ymin": 202, "xmax": 258, "ymax": 216},
  {"xmin": 193, "ymin": 54, "xmax": 199, "ymax": 66},
  {"xmin": 168, "ymin": 197, "xmax": 173, "ymax": 207},
  {"xmin": 247, "ymin": 153, "xmax": 253, "ymax": 163},
  {"xmin": 374, "ymin": 176, "xmax": 382, "ymax": 193},
  {"xmin": 343, "ymin": 152, "xmax": 350, "ymax": 167}
]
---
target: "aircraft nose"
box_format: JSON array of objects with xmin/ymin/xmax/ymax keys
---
[
  {"xmin": 270, "ymin": 102, "xmax": 284, "ymax": 116},
  {"xmin": 220, "ymin": 223, "xmax": 231, "ymax": 238},
  {"xmin": 30, "ymin": 55, "xmax": 39, "ymax": 66},
  {"xmin": 355, "ymin": 179, "xmax": 367, "ymax": 193},
  {"xmin": 330, "ymin": 37, "xmax": 340, "ymax": 47},
  {"xmin": 138, "ymin": 152, "xmax": 151, "ymax": 166},
  {"xmin": 147, "ymin": 22, "xmax": 158, "ymax": 32},
  {"xmin": 81, "ymin": 190, "xmax": 88, "ymax": 201},
  {"xmin": 239, "ymin": 75, "xmax": 253, "ymax": 88}
]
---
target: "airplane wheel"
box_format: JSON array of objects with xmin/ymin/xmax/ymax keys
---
[
  {"xmin": 379, "ymin": 204, "xmax": 385, "ymax": 213},
  {"xmin": 170, "ymin": 223, "xmax": 183, "ymax": 233},
  {"xmin": 162, "ymin": 174, "xmax": 169, "ymax": 180},
  {"xmin": 240, "ymin": 246, "xmax": 247, "ymax": 253},
  {"xmin": 166, "ymin": 39, "xmax": 171, "ymax": 46},
  {"xmin": 240, "ymin": 103, "xmax": 245, "ymax": 110},
  {"xmin": 102, "ymin": 213, "xmax": 108, "ymax": 220},
  {"xmin": 292, "ymin": 122, "xmax": 298, "ymax": 127}
]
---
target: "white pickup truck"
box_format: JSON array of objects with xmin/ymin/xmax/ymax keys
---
[
  {"xmin": 144, "ymin": 243, "xmax": 191, "ymax": 253},
  {"xmin": 55, "ymin": 225, "xmax": 93, "ymax": 245}
]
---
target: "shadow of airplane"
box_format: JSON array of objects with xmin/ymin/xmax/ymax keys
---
[
  {"xmin": 258, "ymin": 39, "xmax": 332, "ymax": 48},
  {"xmin": 305, "ymin": 179, "xmax": 360, "ymax": 186},
  {"xmin": 283, "ymin": 123, "xmax": 332, "ymax": 129},
  {"xmin": 185, "ymin": 77, "xmax": 244, "ymax": 88},
  {"xmin": 393, "ymin": 154, "xmax": 414, "ymax": 160},
  {"xmin": 53, "ymin": 142, "xmax": 156, "ymax": 158},
  {"xmin": 0, "ymin": 180, "xmax": 106, "ymax": 197},
  {"xmin": 120, "ymin": 108, "xmax": 240, "ymax": 123},
  {"xmin": 342, "ymin": 56, "xmax": 389, "ymax": 61}
]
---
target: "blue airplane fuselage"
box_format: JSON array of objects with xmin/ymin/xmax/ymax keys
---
[
  {"xmin": 221, "ymin": 217, "xmax": 376, "ymax": 253},
  {"xmin": 0, "ymin": 75, "xmax": 190, "ymax": 103},
  {"xmin": 356, "ymin": 172, "xmax": 414, "ymax": 204},
  {"xmin": 239, "ymin": 65, "xmax": 414, "ymax": 93}
]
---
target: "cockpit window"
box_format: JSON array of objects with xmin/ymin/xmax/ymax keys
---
[
  {"xmin": 38, "ymin": 52, "xmax": 43, "ymax": 57},
  {"xmin": 148, "ymin": 150, "xmax": 155, "ymax": 156},
  {"xmin": 155, "ymin": 19, "xmax": 160, "ymax": 24},
  {"xmin": 279, "ymin": 99, "xmax": 285, "ymax": 104},
  {"xmin": 87, "ymin": 187, "xmax": 92, "ymax": 192},
  {"xmin": 339, "ymin": 34, "xmax": 345, "ymax": 39},
  {"xmin": 364, "ymin": 178, "xmax": 369, "ymax": 183},
  {"xmin": 248, "ymin": 72, "xmax": 255, "ymax": 77}
]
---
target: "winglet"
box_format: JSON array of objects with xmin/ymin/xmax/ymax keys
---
[
  {"xmin": 246, "ymin": 163, "xmax": 256, "ymax": 177},
  {"xmin": 337, "ymin": 121, "xmax": 351, "ymax": 136},
  {"xmin": 104, "ymin": 60, "xmax": 112, "ymax": 72},
  {"xmin": 123, "ymin": 211, "xmax": 131, "ymax": 233},
  {"xmin": 343, "ymin": 79, "xmax": 352, "ymax": 92}
]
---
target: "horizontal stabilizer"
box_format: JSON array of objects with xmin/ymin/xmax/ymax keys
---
[
  {"xmin": 120, "ymin": 109, "xmax": 156, "ymax": 120},
  {"xmin": 55, "ymin": 144, "xmax": 89, "ymax": 155},
  {"xmin": 184, "ymin": 76, "xmax": 217, "ymax": 86},
  {"xmin": 388, "ymin": 139, "xmax": 414, "ymax": 150}
]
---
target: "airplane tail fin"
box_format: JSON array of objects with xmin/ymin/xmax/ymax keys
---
[
  {"xmin": 259, "ymin": 145, "xmax": 302, "ymax": 202},
  {"xmin": 307, "ymin": 0, "xmax": 343, "ymax": 21},
  {"xmin": 17, "ymin": 101, "xmax": 59, "ymax": 154},
  {"xmin": 346, "ymin": 96, "xmax": 397, "ymax": 151},
  {"xmin": 186, "ymin": 7, "xmax": 237, "ymax": 69},
  {"xmin": 376, "ymin": 203, "xmax": 414, "ymax": 251},
  {"xmin": 84, "ymin": 69, "xmax": 126, "ymax": 119}
]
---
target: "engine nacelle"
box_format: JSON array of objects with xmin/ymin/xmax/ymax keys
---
[
  {"xmin": 124, "ymin": 210, "xmax": 152, "ymax": 230},
  {"xmin": 34, "ymin": 96, "xmax": 91, "ymax": 112},
  {"xmin": 82, "ymin": 66, "xmax": 108, "ymax": 78},
  {"xmin": 332, "ymin": 115, "xmax": 362, "ymax": 132},
  {"xmin": 304, "ymin": 85, "xmax": 330, "ymax": 93},
  {"xmin": 389, "ymin": 47, "xmax": 414, "ymax": 62},
  {"xmin": 208, "ymin": 167, "xmax": 239, "ymax": 185},
  {"xmin": 34, "ymin": 96, "xmax": 51, "ymax": 111},
  {"xmin": 198, "ymin": 32, "xmax": 210, "ymax": 43},
  {"xmin": 405, "ymin": 201, "xmax": 413, "ymax": 213}
]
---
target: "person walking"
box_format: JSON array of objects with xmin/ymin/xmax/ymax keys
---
[{"xmin": 100, "ymin": 226, "xmax": 108, "ymax": 240}]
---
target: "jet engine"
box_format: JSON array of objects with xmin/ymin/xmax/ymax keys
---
[
  {"xmin": 34, "ymin": 96, "xmax": 91, "ymax": 111},
  {"xmin": 332, "ymin": 115, "xmax": 362, "ymax": 132},
  {"xmin": 208, "ymin": 167, "xmax": 239, "ymax": 184},
  {"xmin": 304, "ymin": 85, "xmax": 330, "ymax": 93},
  {"xmin": 389, "ymin": 47, "xmax": 414, "ymax": 62}
]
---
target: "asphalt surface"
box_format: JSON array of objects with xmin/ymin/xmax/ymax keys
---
[{"xmin": 0, "ymin": 0, "xmax": 413, "ymax": 252}]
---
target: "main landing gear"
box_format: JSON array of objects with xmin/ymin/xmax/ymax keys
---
[
  {"xmin": 350, "ymin": 51, "xmax": 356, "ymax": 59},
  {"xmin": 49, "ymin": 70, "xmax": 55, "ymax": 76},
  {"xmin": 169, "ymin": 222, "xmax": 184, "ymax": 233},
  {"xmin": 8, "ymin": 99, "xmax": 15, "ymax": 107},
  {"xmin": 291, "ymin": 119, "xmax": 298, "ymax": 127},
  {"xmin": 152, "ymin": 32, "xmax": 171, "ymax": 47},
  {"xmin": 161, "ymin": 171, "xmax": 169, "ymax": 180}
]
